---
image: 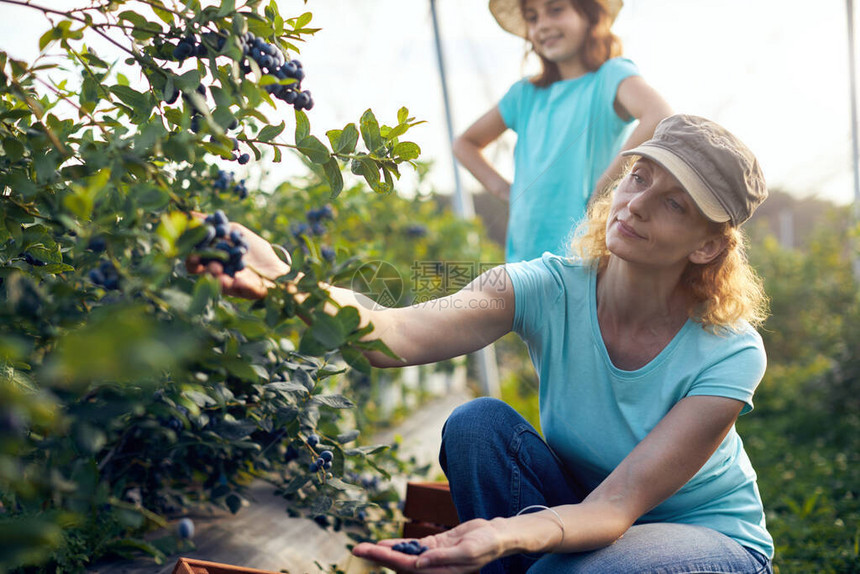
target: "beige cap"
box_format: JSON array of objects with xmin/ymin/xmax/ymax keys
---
[
  {"xmin": 489, "ymin": 0, "xmax": 623, "ymax": 38},
  {"xmin": 621, "ymin": 115, "xmax": 767, "ymax": 227}
]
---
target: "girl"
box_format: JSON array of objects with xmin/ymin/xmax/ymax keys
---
[
  {"xmin": 189, "ymin": 115, "xmax": 773, "ymax": 573},
  {"xmin": 454, "ymin": 0, "xmax": 672, "ymax": 262}
]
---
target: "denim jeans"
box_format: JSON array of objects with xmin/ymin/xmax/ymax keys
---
[{"xmin": 439, "ymin": 397, "xmax": 773, "ymax": 574}]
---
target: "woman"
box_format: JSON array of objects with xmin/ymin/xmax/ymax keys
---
[
  {"xmin": 454, "ymin": 0, "xmax": 672, "ymax": 262},
  {"xmin": 189, "ymin": 114, "xmax": 773, "ymax": 573}
]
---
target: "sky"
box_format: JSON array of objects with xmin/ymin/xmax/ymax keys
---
[{"xmin": 0, "ymin": 0, "xmax": 856, "ymax": 208}]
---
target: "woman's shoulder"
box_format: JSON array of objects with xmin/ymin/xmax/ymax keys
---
[
  {"xmin": 506, "ymin": 252, "xmax": 591, "ymax": 286},
  {"xmin": 693, "ymin": 319, "xmax": 765, "ymax": 356}
]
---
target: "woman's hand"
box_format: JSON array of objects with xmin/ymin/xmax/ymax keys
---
[
  {"xmin": 352, "ymin": 518, "xmax": 508, "ymax": 573},
  {"xmin": 185, "ymin": 215, "xmax": 291, "ymax": 300}
]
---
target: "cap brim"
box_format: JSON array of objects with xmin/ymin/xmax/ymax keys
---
[{"xmin": 621, "ymin": 144, "xmax": 731, "ymax": 223}]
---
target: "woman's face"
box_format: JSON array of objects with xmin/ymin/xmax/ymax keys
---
[
  {"xmin": 522, "ymin": 0, "xmax": 588, "ymax": 64},
  {"xmin": 605, "ymin": 159, "xmax": 724, "ymax": 271}
]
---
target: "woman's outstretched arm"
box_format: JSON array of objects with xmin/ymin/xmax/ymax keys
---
[{"xmin": 186, "ymin": 218, "xmax": 515, "ymax": 367}]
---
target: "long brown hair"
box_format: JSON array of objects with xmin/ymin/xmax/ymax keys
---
[{"xmin": 527, "ymin": 0, "xmax": 623, "ymax": 87}]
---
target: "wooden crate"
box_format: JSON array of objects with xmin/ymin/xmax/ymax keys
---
[
  {"xmin": 401, "ymin": 481, "xmax": 459, "ymax": 539},
  {"xmin": 172, "ymin": 557, "xmax": 281, "ymax": 574}
]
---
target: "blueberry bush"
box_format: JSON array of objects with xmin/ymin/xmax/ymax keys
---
[{"xmin": 0, "ymin": 1, "xmax": 445, "ymax": 571}]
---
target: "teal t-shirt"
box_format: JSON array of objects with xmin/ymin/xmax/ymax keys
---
[
  {"xmin": 505, "ymin": 253, "xmax": 774, "ymax": 559},
  {"xmin": 498, "ymin": 57, "xmax": 639, "ymax": 263}
]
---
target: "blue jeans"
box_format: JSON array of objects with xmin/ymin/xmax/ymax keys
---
[{"xmin": 439, "ymin": 398, "xmax": 773, "ymax": 574}]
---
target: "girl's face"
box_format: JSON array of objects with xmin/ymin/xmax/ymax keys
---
[
  {"xmin": 522, "ymin": 0, "xmax": 588, "ymax": 65},
  {"xmin": 605, "ymin": 159, "xmax": 725, "ymax": 271}
]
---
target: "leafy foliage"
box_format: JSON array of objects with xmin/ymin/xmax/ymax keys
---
[{"xmin": 0, "ymin": 1, "xmax": 452, "ymax": 571}]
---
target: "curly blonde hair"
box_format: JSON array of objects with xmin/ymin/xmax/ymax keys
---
[{"xmin": 571, "ymin": 177, "xmax": 769, "ymax": 331}]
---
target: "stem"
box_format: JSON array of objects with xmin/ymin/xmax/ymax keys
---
[{"xmin": 0, "ymin": 0, "xmax": 139, "ymax": 60}]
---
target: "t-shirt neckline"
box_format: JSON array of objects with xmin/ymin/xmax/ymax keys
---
[{"xmin": 587, "ymin": 266, "xmax": 694, "ymax": 378}]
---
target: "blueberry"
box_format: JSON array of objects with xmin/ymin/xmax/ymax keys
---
[
  {"xmin": 177, "ymin": 517, "xmax": 195, "ymax": 539},
  {"xmin": 228, "ymin": 118, "xmax": 239, "ymax": 131},
  {"xmin": 392, "ymin": 540, "xmax": 428, "ymax": 555},
  {"xmin": 173, "ymin": 42, "xmax": 193, "ymax": 61},
  {"xmin": 238, "ymin": 153, "xmax": 250, "ymax": 165},
  {"xmin": 357, "ymin": 510, "xmax": 367, "ymax": 521},
  {"xmin": 283, "ymin": 90, "xmax": 298, "ymax": 104},
  {"xmin": 308, "ymin": 460, "xmax": 319, "ymax": 472},
  {"xmin": 307, "ymin": 433, "xmax": 319, "ymax": 447},
  {"xmin": 215, "ymin": 224, "xmax": 229, "ymax": 238},
  {"xmin": 405, "ymin": 224, "xmax": 428, "ymax": 238},
  {"xmin": 164, "ymin": 86, "xmax": 180, "ymax": 105},
  {"xmin": 190, "ymin": 115, "xmax": 201, "ymax": 133},
  {"xmin": 294, "ymin": 92, "xmax": 310, "ymax": 110},
  {"xmin": 321, "ymin": 246, "xmax": 335, "ymax": 262},
  {"xmin": 88, "ymin": 268, "xmax": 105, "ymax": 285},
  {"xmin": 212, "ymin": 210, "xmax": 228, "ymax": 225},
  {"xmin": 319, "ymin": 450, "xmax": 333, "ymax": 463}
]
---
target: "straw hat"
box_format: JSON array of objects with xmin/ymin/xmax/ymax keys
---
[{"xmin": 489, "ymin": 0, "xmax": 624, "ymax": 38}]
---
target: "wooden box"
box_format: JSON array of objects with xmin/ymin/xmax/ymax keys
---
[
  {"xmin": 401, "ymin": 481, "xmax": 459, "ymax": 539},
  {"xmin": 172, "ymin": 557, "xmax": 281, "ymax": 574}
]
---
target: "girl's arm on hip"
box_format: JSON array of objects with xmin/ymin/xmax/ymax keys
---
[{"xmin": 453, "ymin": 105, "xmax": 511, "ymax": 201}]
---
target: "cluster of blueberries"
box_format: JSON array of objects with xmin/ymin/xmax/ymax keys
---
[
  {"xmin": 19, "ymin": 252, "xmax": 47, "ymax": 267},
  {"xmin": 213, "ymin": 170, "xmax": 249, "ymax": 199},
  {"xmin": 292, "ymin": 205, "xmax": 334, "ymax": 238},
  {"xmin": 346, "ymin": 471, "xmax": 383, "ymax": 492},
  {"xmin": 392, "ymin": 540, "xmax": 429, "ymax": 556},
  {"xmin": 89, "ymin": 259, "xmax": 120, "ymax": 290},
  {"xmin": 308, "ymin": 448, "xmax": 334, "ymax": 473},
  {"xmin": 170, "ymin": 31, "xmax": 313, "ymax": 111},
  {"xmin": 196, "ymin": 210, "xmax": 249, "ymax": 277}
]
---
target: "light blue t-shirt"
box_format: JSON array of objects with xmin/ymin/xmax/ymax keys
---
[
  {"xmin": 498, "ymin": 57, "xmax": 639, "ymax": 263},
  {"xmin": 505, "ymin": 254, "xmax": 774, "ymax": 559}
]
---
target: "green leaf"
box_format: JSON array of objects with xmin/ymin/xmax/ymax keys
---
[
  {"xmin": 232, "ymin": 14, "xmax": 248, "ymax": 36},
  {"xmin": 397, "ymin": 106, "xmax": 409, "ymax": 124},
  {"xmin": 328, "ymin": 123, "xmax": 358, "ymax": 155},
  {"xmin": 393, "ymin": 141, "xmax": 420, "ymax": 160},
  {"xmin": 309, "ymin": 311, "xmax": 347, "ymax": 349},
  {"xmin": 340, "ymin": 346, "xmax": 371, "ymax": 374},
  {"xmin": 311, "ymin": 394, "xmax": 355, "ymax": 409},
  {"xmin": 295, "ymin": 108, "xmax": 310, "ymax": 142},
  {"xmin": 190, "ymin": 274, "xmax": 220, "ymax": 315},
  {"xmin": 175, "ymin": 69, "xmax": 201, "ymax": 92},
  {"xmin": 322, "ymin": 158, "xmax": 344, "ymax": 199},
  {"xmin": 2, "ymin": 137, "xmax": 24, "ymax": 162},
  {"xmin": 218, "ymin": 0, "xmax": 236, "ymax": 17},
  {"xmin": 296, "ymin": 12, "xmax": 313, "ymax": 28},
  {"xmin": 359, "ymin": 109, "xmax": 383, "ymax": 153},
  {"xmin": 109, "ymin": 85, "xmax": 154, "ymax": 121},
  {"xmin": 258, "ymin": 121, "xmax": 285, "ymax": 142},
  {"xmin": 297, "ymin": 135, "xmax": 330, "ymax": 164}
]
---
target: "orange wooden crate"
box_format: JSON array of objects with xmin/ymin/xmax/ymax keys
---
[
  {"xmin": 401, "ymin": 481, "xmax": 459, "ymax": 539},
  {"xmin": 172, "ymin": 557, "xmax": 281, "ymax": 574}
]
